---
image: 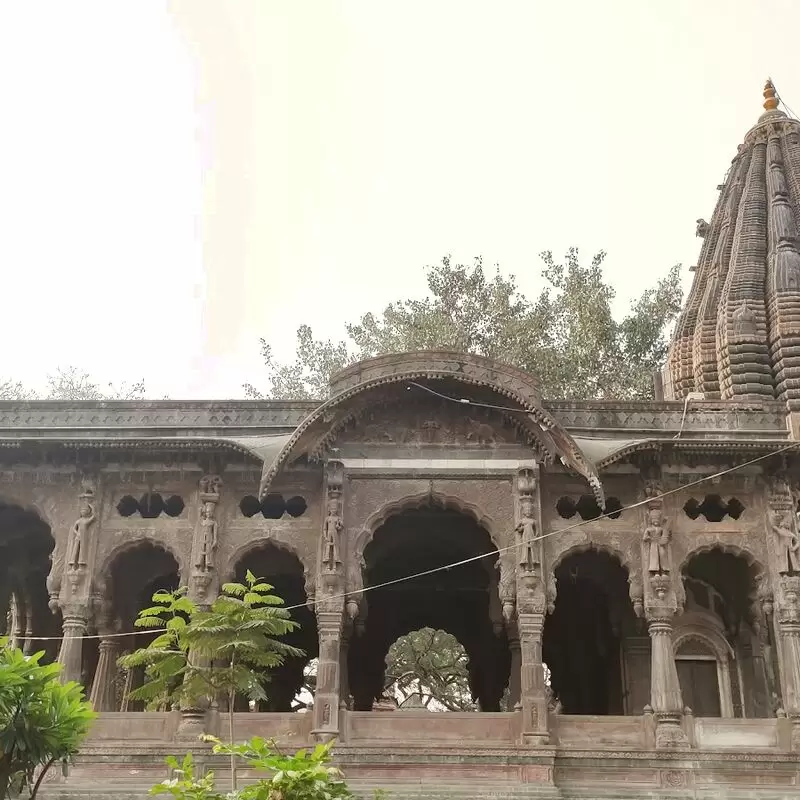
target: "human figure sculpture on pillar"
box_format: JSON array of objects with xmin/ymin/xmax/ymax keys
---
[
  {"xmin": 776, "ymin": 574, "xmax": 800, "ymax": 750},
  {"xmin": 322, "ymin": 497, "xmax": 343, "ymax": 571},
  {"xmin": 516, "ymin": 495, "xmax": 539, "ymax": 572},
  {"xmin": 643, "ymin": 507, "xmax": 671, "ymax": 575},
  {"xmin": 772, "ymin": 510, "xmax": 800, "ymax": 575},
  {"xmin": 67, "ymin": 488, "xmax": 96, "ymax": 570},
  {"xmin": 195, "ymin": 475, "xmax": 221, "ymax": 573}
]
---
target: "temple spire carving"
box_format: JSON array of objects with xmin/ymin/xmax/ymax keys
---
[{"xmin": 666, "ymin": 79, "xmax": 800, "ymax": 418}]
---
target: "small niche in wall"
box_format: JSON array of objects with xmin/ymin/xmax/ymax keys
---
[
  {"xmin": 285, "ymin": 495, "xmax": 308, "ymax": 518},
  {"xmin": 239, "ymin": 493, "xmax": 308, "ymax": 520},
  {"xmin": 683, "ymin": 494, "xmax": 745, "ymax": 522},
  {"xmin": 116, "ymin": 492, "xmax": 185, "ymax": 519},
  {"xmin": 555, "ymin": 495, "xmax": 623, "ymax": 521}
]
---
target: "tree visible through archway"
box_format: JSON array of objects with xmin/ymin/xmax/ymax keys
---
[
  {"xmin": 385, "ymin": 628, "xmax": 472, "ymax": 711},
  {"xmin": 348, "ymin": 503, "xmax": 509, "ymax": 711}
]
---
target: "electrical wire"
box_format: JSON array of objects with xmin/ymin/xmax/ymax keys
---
[
  {"xmin": 16, "ymin": 439, "xmax": 799, "ymax": 642},
  {"xmin": 407, "ymin": 380, "xmax": 532, "ymax": 415}
]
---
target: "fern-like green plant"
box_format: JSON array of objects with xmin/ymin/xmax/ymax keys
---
[
  {"xmin": 183, "ymin": 571, "xmax": 303, "ymax": 791},
  {"xmin": 118, "ymin": 587, "xmax": 196, "ymax": 710},
  {"xmin": 121, "ymin": 573, "xmax": 303, "ymax": 793}
]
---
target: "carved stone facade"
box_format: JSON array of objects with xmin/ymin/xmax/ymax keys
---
[{"xmin": 6, "ymin": 86, "xmax": 800, "ymax": 798}]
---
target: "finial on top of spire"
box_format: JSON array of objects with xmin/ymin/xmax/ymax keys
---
[{"xmin": 764, "ymin": 78, "xmax": 779, "ymax": 111}]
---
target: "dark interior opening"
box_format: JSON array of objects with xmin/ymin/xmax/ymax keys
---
[
  {"xmin": 348, "ymin": 503, "xmax": 508, "ymax": 712},
  {"xmin": 543, "ymin": 549, "xmax": 634, "ymax": 715}
]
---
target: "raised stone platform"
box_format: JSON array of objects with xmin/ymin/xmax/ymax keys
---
[{"xmin": 36, "ymin": 712, "xmax": 800, "ymax": 800}]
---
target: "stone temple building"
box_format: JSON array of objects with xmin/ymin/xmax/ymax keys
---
[{"xmin": 5, "ymin": 82, "xmax": 800, "ymax": 798}]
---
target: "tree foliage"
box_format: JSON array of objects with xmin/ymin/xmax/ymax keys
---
[
  {"xmin": 245, "ymin": 249, "xmax": 683, "ymax": 712},
  {"xmin": 0, "ymin": 367, "xmax": 146, "ymax": 401},
  {"xmin": 119, "ymin": 573, "xmax": 302, "ymax": 793},
  {"xmin": 149, "ymin": 738, "xmax": 365, "ymax": 800},
  {"xmin": 0, "ymin": 638, "xmax": 96, "ymax": 799},
  {"xmin": 246, "ymin": 250, "xmax": 682, "ymax": 401},
  {"xmin": 384, "ymin": 628, "xmax": 472, "ymax": 711}
]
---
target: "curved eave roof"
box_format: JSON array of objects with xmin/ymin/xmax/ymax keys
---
[
  {"xmin": 574, "ymin": 436, "xmax": 795, "ymax": 469},
  {"xmin": 0, "ymin": 434, "xmax": 293, "ymax": 465}
]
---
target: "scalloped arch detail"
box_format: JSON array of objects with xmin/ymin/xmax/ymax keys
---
[
  {"xmin": 0, "ymin": 491, "xmax": 56, "ymax": 533},
  {"xmin": 678, "ymin": 541, "xmax": 766, "ymax": 580},
  {"xmin": 549, "ymin": 540, "xmax": 636, "ymax": 579},
  {"xmin": 354, "ymin": 489, "xmax": 497, "ymax": 561},
  {"xmin": 224, "ymin": 537, "xmax": 309, "ymax": 583},
  {"xmin": 97, "ymin": 536, "xmax": 185, "ymax": 587},
  {"xmin": 673, "ymin": 618, "xmax": 735, "ymax": 663}
]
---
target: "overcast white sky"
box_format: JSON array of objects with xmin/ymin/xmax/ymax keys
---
[{"xmin": 1, "ymin": 1, "xmax": 798, "ymax": 399}]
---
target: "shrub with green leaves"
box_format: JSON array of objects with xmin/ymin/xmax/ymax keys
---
[
  {"xmin": 121, "ymin": 571, "xmax": 303, "ymax": 792},
  {"xmin": 150, "ymin": 738, "xmax": 360, "ymax": 800},
  {"xmin": 0, "ymin": 637, "xmax": 96, "ymax": 798}
]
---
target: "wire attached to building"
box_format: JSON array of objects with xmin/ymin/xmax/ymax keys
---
[{"xmin": 19, "ymin": 439, "xmax": 799, "ymax": 642}]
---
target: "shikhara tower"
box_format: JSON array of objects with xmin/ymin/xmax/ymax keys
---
[
  {"xmin": 5, "ymin": 82, "xmax": 800, "ymax": 799},
  {"xmin": 667, "ymin": 81, "xmax": 800, "ymax": 427}
]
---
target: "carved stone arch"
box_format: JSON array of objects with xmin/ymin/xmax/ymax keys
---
[
  {"xmin": 258, "ymin": 351, "xmax": 604, "ymax": 504},
  {"xmin": 673, "ymin": 614, "xmax": 736, "ymax": 663},
  {"xmin": 678, "ymin": 542, "xmax": 766, "ymax": 625},
  {"xmin": 354, "ymin": 488, "xmax": 498, "ymax": 565},
  {"xmin": 0, "ymin": 490, "xmax": 57, "ymax": 533},
  {"xmin": 547, "ymin": 541, "xmax": 641, "ymax": 610},
  {"xmin": 224, "ymin": 536, "xmax": 310, "ymax": 585},
  {"xmin": 678, "ymin": 541, "xmax": 766, "ymax": 578},
  {"xmin": 97, "ymin": 536, "xmax": 186, "ymax": 589}
]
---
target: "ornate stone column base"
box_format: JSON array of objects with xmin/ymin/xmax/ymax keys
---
[
  {"xmin": 789, "ymin": 713, "xmax": 800, "ymax": 752},
  {"xmin": 654, "ymin": 711, "xmax": 690, "ymax": 750},
  {"xmin": 175, "ymin": 708, "xmax": 209, "ymax": 741}
]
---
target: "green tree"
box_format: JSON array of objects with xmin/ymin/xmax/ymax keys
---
[
  {"xmin": 0, "ymin": 638, "xmax": 96, "ymax": 799},
  {"xmin": 245, "ymin": 250, "xmax": 682, "ymax": 401},
  {"xmin": 120, "ymin": 573, "xmax": 302, "ymax": 793},
  {"xmin": 384, "ymin": 628, "xmax": 472, "ymax": 711},
  {"xmin": 148, "ymin": 738, "xmax": 362, "ymax": 800},
  {"xmin": 244, "ymin": 249, "xmax": 683, "ymax": 713}
]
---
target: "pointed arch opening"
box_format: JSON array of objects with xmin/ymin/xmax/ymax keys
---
[
  {"xmin": 543, "ymin": 548, "xmax": 638, "ymax": 715},
  {"xmin": 680, "ymin": 546, "xmax": 770, "ymax": 718},
  {"xmin": 231, "ymin": 541, "xmax": 317, "ymax": 712},
  {"xmin": 348, "ymin": 502, "xmax": 509, "ymax": 712},
  {"xmin": 0, "ymin": 500, "xmax": 58, "ymax": 663},
  {"xmin": 105, "ymin": 541, "xmax": 181, "ymax": 712}
]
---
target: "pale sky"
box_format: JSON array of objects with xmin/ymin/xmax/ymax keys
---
[{"xmin": 2, "ymin": 1, "xmax": 798, "ymax": 399}]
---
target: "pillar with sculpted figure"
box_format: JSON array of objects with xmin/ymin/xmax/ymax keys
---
[
  {"xmin": 776, "ymin": 575, "xmax": 800, "ymax": 749},
  {"xmin": 641, "ymin": 479, "xmax": 688, "ymax": 749},
  {"xmin": 514, "ymin": 467, "xmax": 549, "ymax": 744},
  {"xmin": 56, "ymin": 480, "xmax": 98, "ymax": 685},
  {"xmin": 312, "ymin": 460, "xmax": 346, "ymax": 741}
]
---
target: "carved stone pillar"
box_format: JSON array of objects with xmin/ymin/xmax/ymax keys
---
[
  {"xmin": 515, "ymin": 467, "xmax": 548, "ymax": 744},
  {"xmin": 190, "ymin": 475, "xmax": 222, "ymax": 605},
  {"xmin": 89, "ymin": 628, "xmax": 120, "ymax": 711},
  {"xmin": 646, "ymin": 575, "xmax": 688, "ymax": 749},
  {"xmin": 22, "ymin": 603, "xmax": 34, "ymax": 655},
  {"xmin": 518, "ymin": 600, "xmax": 548, "ymax": 743},
  {"xmin": 313, "ymin": 460, "xmax": 346, "ymax": 740},
  {"xmin": 508, "ymin": 632, "xmax": 521, "ymax": 709},
  {"xmin": 57, "ymin": 601, "xmax": 89, "ymax": 685},
  {"xmin": 776, "ymin": 575, "xmax": 800, "ymax": 749},
  {"xmin": 55, "ymin": 479, "xmax": 99, "ymax": 687},
  {"xmin": 9, "ymin": 593, "xmax": 24, "ymax": 651}
]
